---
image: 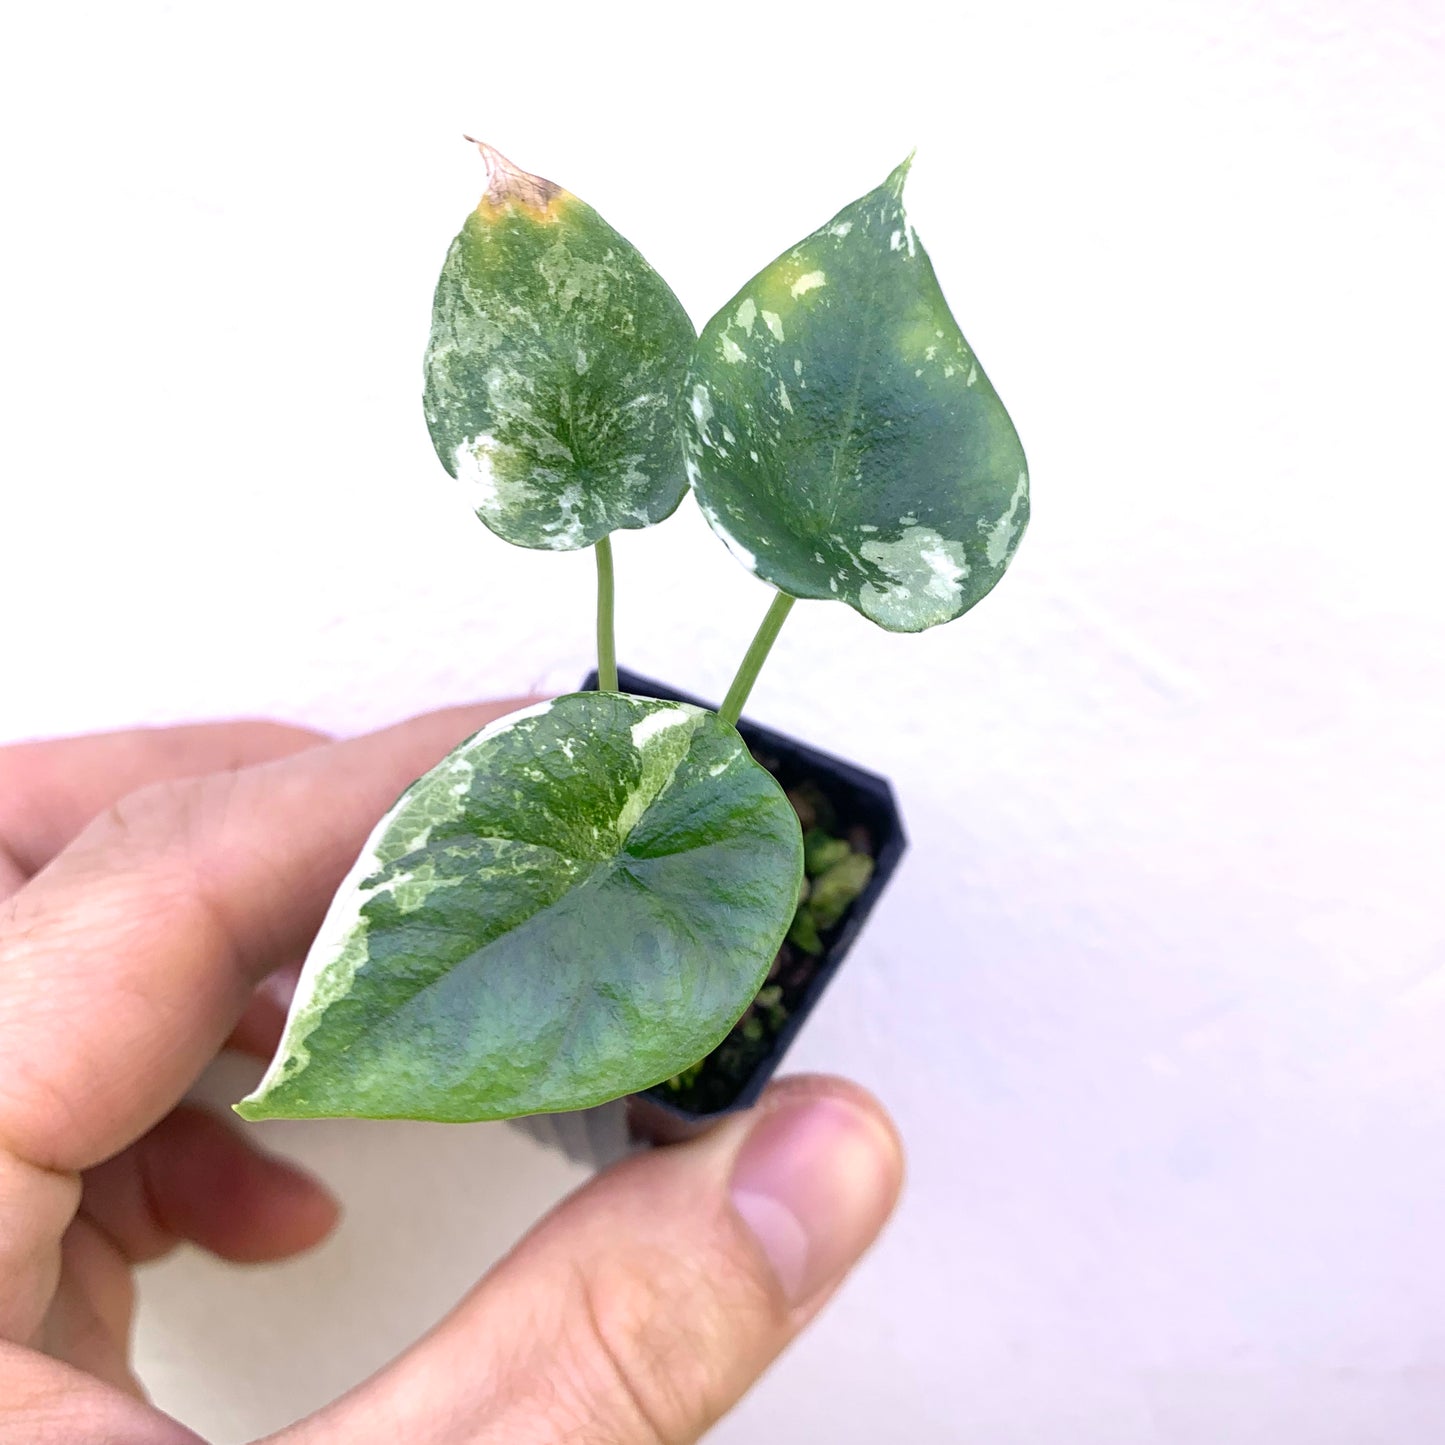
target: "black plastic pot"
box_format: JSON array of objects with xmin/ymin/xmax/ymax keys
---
[{"xmin": 582, "ymin": 667, "xmax": 907, "ymax": 1144}]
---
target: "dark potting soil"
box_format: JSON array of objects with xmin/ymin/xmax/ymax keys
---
[{"xmin": 648, "ymin": 749, "xmax": 876, "ymax": 1115}]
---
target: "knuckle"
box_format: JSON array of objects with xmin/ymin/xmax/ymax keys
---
[
  {"xmin": 555, "ymin": 1228, "xmax": 781, "ymax": 1445},
  {"xmin": 96, "ymin": 773, "xmax": 222, "ymax": 852},
  {"xmin": 85, "ymin": 771, "xmax": 257, "ymax": 915}
]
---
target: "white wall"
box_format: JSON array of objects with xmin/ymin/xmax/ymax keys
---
[{"xmin": 3, "ymin": 1, "xmax": 1443, "ymax": 1439}]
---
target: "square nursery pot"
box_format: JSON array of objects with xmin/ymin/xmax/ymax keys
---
[{"xmin": 582, "ymin": 667, "xmax": 907, "ymax": 1147}]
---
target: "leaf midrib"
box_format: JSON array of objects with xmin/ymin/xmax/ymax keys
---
[{"xmin": 819, "ymin": 264, "xmax": 880, "ymax": 533}]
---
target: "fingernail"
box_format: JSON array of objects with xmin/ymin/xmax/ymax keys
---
[{"xmin": 729, "ymin": 1095, "xmax": 901, "ymax": 1307}]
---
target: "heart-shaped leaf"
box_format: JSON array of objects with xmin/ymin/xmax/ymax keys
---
[
  {"xmin": 423, "ymin": 143, "xmax": 696, "ymax": 551},
  {"xmin": 236, "ymin": 694, "xmax": 803, "ymax": 1122},
  {"xmin": 683, "ymin": 156, "xmax": 1029, "ymax": 632}
]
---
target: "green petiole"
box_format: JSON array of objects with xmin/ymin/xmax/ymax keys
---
[
  {"xmin": 595, "ymin": 535, "xmax": 618, "ymax": 693},
  {"xmin": 719, "ymin": 591, "xmax": 796, "ymax": 726}
]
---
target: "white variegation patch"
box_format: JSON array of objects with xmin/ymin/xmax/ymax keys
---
[
  {"xmin": 690, "ymin": 383, "xmax": 714, "ymax": 443},
  {"xmin": 537, "ymin": 239, "xmax": 616, "ymax": 316},
  {"xmin": 541, "ymin": 481, "xmax": 587, "ymax": 550},
  {"xmin": 375, "ymin": 858, "xmax": 469, "ymax": 915},
  {"xmin": 697, "ymin": 499, "xmax": 758, "ymax": 572},
  {"xmin": 453, "ymin": 434, "xmax": 503, "ymax": 516},
  {"xmin": 983, "ymin": 470, "xmax": 1029, "ymax": 566},
  {"xmin": 858, "ymin": 527, "xmax": 972, "ymax": 630},
  {"xmin": 630, "ymin": 705, "xmax": 697, "ymax": 750},
  {"xmin": 616, "ymin": 701, "xmax": 706, "ymax": 838},
  {"xmin": 790, "ymin": 270, "xmax": 826, "ymax": 298}
]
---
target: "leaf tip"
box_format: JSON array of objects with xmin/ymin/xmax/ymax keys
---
[
  {"xmin": 464, "ymin": 136, "xmax": 565, "ymax": 218},
  {"xmin": 232, "ymin": 1076, "xmax": 291, "ymax": 1121},
  {"xmin": 887, "ymin": 149, "xmax": 918, "ymax": 195}
]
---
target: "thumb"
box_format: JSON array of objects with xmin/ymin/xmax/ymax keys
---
[{"xmin": 271, "ymin": 1076, "xmax": 903, "ymax": 1445}]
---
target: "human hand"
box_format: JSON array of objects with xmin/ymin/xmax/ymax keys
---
[{"xmin": 0, "ymin": 702, "xmax": 903, "ymax": 1443}]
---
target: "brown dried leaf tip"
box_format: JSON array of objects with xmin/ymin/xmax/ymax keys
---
[{"xmin": 465, "ymin": 137, "xmax": 564, "ymax": 218}]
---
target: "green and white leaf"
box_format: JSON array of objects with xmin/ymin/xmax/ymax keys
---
[
  {"xmin": 236, "ymin": 693, "xmax": 803, "ymax": 1122},
  {"xmin": 683, "ymin": 156, "xmax": 1029, "ymax": 632},
  {"xmin": 424, "ymin": 143, "xmax": 695, "ymax": 551}
]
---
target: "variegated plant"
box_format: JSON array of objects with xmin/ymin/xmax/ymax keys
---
[{"xmin": 237, "ymin": 143, "xmax": 1027, "ymax": 1125}]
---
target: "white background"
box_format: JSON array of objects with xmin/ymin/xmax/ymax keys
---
[{"xmin": 3, "ymin": 1, "xmax": 1444, "ymax": 1440}]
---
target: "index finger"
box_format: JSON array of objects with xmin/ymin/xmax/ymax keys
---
[
  {"xmin": 0, "ymin": 699, "xmax": 536, "ymax": 1176},
  {"xmin": 0, "ymin": 720, "xmax": 328, "ymax": 892}
]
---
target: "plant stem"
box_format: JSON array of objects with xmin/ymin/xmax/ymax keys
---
[
  {"xmin": 595, "ymin": 535, "xmax": 618, "ymax": 693},
  {"xmin": 720, "ymin": 591, "xmax": 796, "ymax": 726}
]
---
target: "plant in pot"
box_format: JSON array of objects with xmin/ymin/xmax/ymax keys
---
[{"xmin": 235, "ymin": 141, "xmax": 1028, "ymax": 1139}]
